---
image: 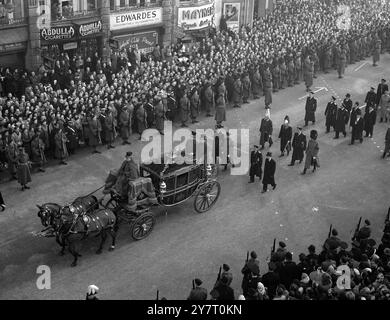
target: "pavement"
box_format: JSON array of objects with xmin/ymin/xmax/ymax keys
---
[{"xmin": 0, "ymin": 55, "xmax": 389, "ymax": 300}]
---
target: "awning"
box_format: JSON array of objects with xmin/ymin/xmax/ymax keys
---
[{"xmin": 110, "ymin": 23, "xmax": 163, "ymax": 37}]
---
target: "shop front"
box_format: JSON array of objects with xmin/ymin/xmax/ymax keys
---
[
  {"xmin": 0, "ymin": 26, "xmax": 28, "ymax": 69},
  {"xmin": 109, "ymin": 7, "xmax": 164, "ymax": 54},
  {"xmin": 40, "ymin": 19, "xmax": 104, "ymax": 66},
  {"xmin": 176, "ymin": 0, "xmax": 216, "ymax": 45}
]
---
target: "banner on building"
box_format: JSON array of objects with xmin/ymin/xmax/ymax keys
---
[
  {"xmin": 112, "ymin": 31, "xmax": 159, "ymax": 54},
  {"xmin": 78, "ymin": 20, "xmax": 103, "ymax": 37},
  {"xmin": 223, "ymin": 3, "xmax": 240, "ymax": 32},
  {"xmin": 110, "ymin": 8, "xmax": 163, "ymax": 31},
  {"xmin": 177, "ymin": 1, "xmax": 215, "ymax": 31},
  {"xmin": 40, "ymin": 25, "xmax": 76, "ymax": 41}
]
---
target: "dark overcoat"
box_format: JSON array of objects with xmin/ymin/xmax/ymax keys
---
[{"xmin": 262, "ymin": 158, "xmax": 276, "ymax": 185}]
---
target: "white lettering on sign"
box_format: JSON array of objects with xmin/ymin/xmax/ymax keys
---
[
  {"xmin": 110, "ymin": 8, "xmax": 163, "ymax": 30},
  {"xmin": 178, "ymin": 2, "xmax": 215, "ymax": 31},
  {"xmin": 79, "ymin": 20, "xmax": 102, "ymax": 37},
  {"xmin": 40, "ymin": 26, "xmax": 75, "ymax": 41}
]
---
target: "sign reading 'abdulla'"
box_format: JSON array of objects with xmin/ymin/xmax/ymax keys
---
[
  {"xmin": 110, "ymin": 8, "xmax": 163, "ymax": 31},
  {"xmin": 78, "ymin": 20, "xmax": 103, "ymax": 37},
  {"xmin": 40, "ymin": 26, "xmax": 76, "ymax": 41},
  {"xmin": 177, "ymin": 2, "xmax": 215, "ymax": 31}
]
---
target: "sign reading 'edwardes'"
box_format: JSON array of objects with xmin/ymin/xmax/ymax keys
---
[
  {"xmin": 178, "ymin": 2, "xmax": 215, "ymax": 31},
  {"xmin": 110, "ymin": 8, "xmax": 163, "ymax": 31},
  {"xmin": 40, "ymin": 26, "xmax": 75, "ymax": 41}
]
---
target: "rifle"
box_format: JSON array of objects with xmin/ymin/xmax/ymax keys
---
[
  {"xmin": 246, "ymin": 251, "xmax": 249, "ymax": 263},
  {"xmin": 352, "ymin": 217, "xmax": 362, "ymax": 241},
  {"xmin": 217, "ymin": 266, "xmax": 222, "ymax": 282},
  {"xmin": 328, "ymin": 224, "xmax": 333, "ymax": 238},
  {"xmin": 271, "ymin": 238, "xmax": 276, "ymax": 257},
  {"xmin": 156, "ymin": 290, "xmax": 159, "ymax": 301},
  {"xmin": 192, "ymin": 279, "xmax": 195, "ymax": 290}
]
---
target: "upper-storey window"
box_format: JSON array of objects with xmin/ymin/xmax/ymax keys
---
[{"xmin": 0, "ymin": 0, "xmax": 27, "ymax": 26}]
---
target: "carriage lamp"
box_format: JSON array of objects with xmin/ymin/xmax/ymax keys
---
[
  {"xmin": 160, "ymin": 181, "xmax": 167, "ymax": 194},
  {"xmin": 206, "ymin": 164, "xmax": 212, "ymax": 177}
]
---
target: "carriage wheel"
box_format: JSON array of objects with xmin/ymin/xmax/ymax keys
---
[
  {"xmin": 194, "ymin": 181, "xmax": 221, "ymax": 213},
  {"xmin": 130, "ymin": 212, "xmax": 156, "ymax": 241}
]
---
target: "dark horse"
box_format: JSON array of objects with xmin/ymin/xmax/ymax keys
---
[{"xmin": 37, "ymin": 195, "xmax": 117, "ymax": 267}]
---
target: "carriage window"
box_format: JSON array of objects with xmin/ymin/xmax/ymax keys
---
[{"xmin": 176, "ymin": 173, "xmax": 188, "ymax": 189}]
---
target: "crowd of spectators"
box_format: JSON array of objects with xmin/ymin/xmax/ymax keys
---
[
  {"xmin": 1, "ymin": 0, "xmax": 390, "ymax": 181},
  {"xmin": 185, "ymin": 210, "xmax": 390, "ymax": 301}
]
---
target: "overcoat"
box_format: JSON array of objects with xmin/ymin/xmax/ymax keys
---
[
  {"xmin": 304, "ymin": 139, "xmax": 320, "ymax": 170},
  {"xmin": 262, "ymin": 158, "xmax": 276, "ymax": 185}
]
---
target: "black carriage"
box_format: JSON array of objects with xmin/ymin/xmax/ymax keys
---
[{"xmin": 102, "ymin": 160, "xmax": 221, "ymax": 241}]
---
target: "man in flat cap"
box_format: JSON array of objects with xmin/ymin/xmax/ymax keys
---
[{"xmin": 187, "ymin": 278, "xmax": 207, "ymax": 300}]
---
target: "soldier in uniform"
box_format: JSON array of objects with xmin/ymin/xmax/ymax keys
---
[
  {"xmin": 325, "ymin": 96, "xmax": 337, "ymax": 133},
  {"xmin": 204, "ymin": 82, "xmax": 215, "ymax": 115},
  {"xmin": 16, "ymin": 146, "xmax": 32, "ymax": 191},
  {"xmin": 279, "ymin": 57, "xmax": 287, "ymax": 89},
  {"xmin": 136, "ymin": 103, "xmax": 147, "ymax": 138},
  {"xmin": 31, "ymin": 132, "xmax": 46, "ymax": 172},
  {"xmin": 278, "ymin": 115, "xmax": 292, "ymax": 157},
  {"xmin": 373, "ymin": 37, "xmax": 381, "ymax": 66},
  {"xmin": 304, "ymin": 91, "xmax": 317, "ymax": 127},
  {"xmin": 88, "ymin": 114, "xmax": 102, "ymax": 154},
  {"xmin": 179, "ymin": 90, "xmax": 190, "ymax": 127},
  {"xmin": 294, "ymin": 52, "xmax": 302, "ymax": 85},
  {"xmin": 104, "ymin": 108, "xmax": 116, "ymax": 148},
  {"xmin": 289, "ymin": 126, "xmax": 307, "ymax": 166},
  {"xmin": 249, "ymin": 145, "xmax": 262, "ymax": 183},
  {"xmin": 215, "ymin": 80, "xmax": 227, "ymax": 129},
  {"xmin": 263, "ymin": 65, "xmax": 273, "ymax": 109},
  {"xmin": 54, "ymin": 127, "xmax": 68, "ymax": 165},
  {"xmin": 303, "ymin": 55, "xmax": 313, "ymax": 92},
  {"xmin": 323, "ymin": 46, "xmax": 332, "ymax": 74},
  {"xmin": 119, "ymin": 106, "xmax": 131, "ymax": 145},
  {"xmin": 6, "ymin": 136, "xmax": 18, "ymax": 180},
  {"xmin": 189, "ymin": 85, "xmax": 200, "ymax": 124},
  {"xmin": 350, "ymin": 108, "xmax": 364, "ymax": 145},
  {"xmin": 252, "ymin": 67, "xmax": 262, "ymax": 99},
  {"xmin": 166, "ymin": 85, "xmax": 176, "ymax": 121},
  {"xmin": 259, "ymin": 111, "xmax": 273, "ymax": 150},
  {"xmin": 145, "ymin": 97, "xmax": 155, "ymax": 129},
  {"xmin": 154, "ymin": 95, "xmax": 166, "ymax": 135},
  {"xmin": 242, "ymin": 72, "xmax": 251, "ymax": 103},
  {"xmin": 187, "ymin": 279, "xmax": 207, "ymax": 301},
  {"xmin": 337, "ymin": 45, "xmax": 347, "ymax": 79},
  {"xmin": 232, "ymin": 75, "xmax": 243, "ymax": 108},
  {"xmin": 287, "ymin": 54, "xmax": 295, "ymax": 87},
  {"xmin": 241, "ymin": 251, "xmax": 261, "ymax": 297},
  {"xmin": 272, "ymin": 59, "xmax": 280, "ymax": 93}
]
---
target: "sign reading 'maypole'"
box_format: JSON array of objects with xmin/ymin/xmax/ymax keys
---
[
  {"xmin": 177, "ymin": 1, "xmax": 215, "ymax": 31},
  {"xmin": 110, "ymin": 8, "xmax": 163, "ymax": 30},
  {"xmin": 78, "ymin": 20, "xmax": 102, "ymax": 37},
  {"xmin": 40, "ymin": 26, "xmax": 75, "ymax": 41}
]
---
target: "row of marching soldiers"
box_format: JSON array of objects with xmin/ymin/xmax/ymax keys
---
[{"xmin": 183, "ymin": 208, "xmax": 390, "ymax": 300}]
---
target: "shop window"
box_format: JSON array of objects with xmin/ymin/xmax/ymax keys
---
[{"xmin": 0, "ymin": 0, "xmax": 29, "ymax": 25}]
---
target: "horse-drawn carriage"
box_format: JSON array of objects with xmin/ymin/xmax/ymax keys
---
[{"xmin": 36, "ymin": 150, "xmax": 221, "ymax": 266}]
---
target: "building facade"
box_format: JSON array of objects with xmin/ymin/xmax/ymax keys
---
[{"xmin": 1, "ymin": 0, "xmax": 260, "ymax": 70}]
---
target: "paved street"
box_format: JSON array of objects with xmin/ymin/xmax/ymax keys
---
[{"xmin": 0, "ymin": 55, "xmax": 389, "ymax": 300}]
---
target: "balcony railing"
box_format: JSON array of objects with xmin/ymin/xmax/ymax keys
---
[
  {"xmin": 0, "ymin": 16, "xmax": 28, "ymax": 27},
  {"xmin": 51, "ymin": 9, "xmax": 99, "ymax": 22},
  {"xmin": 110, "ymin": 1, "xmax": 162, "ymax": 12}
]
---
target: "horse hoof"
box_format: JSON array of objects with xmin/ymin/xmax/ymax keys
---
[
  {"xmin": 109, "ymin": 246, "xmax": 115, "ymax": 252},
  {"xmin": 96, "ymin": 250, "xmax": 102, "ymax": 255},
  {"xmin": 71, "ymin": 262, "xmax": 77, "ymax": 267}
]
